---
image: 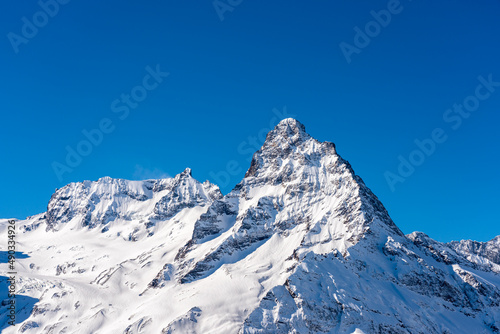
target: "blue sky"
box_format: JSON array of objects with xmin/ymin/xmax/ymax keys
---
[{"xmin": 1, "ymin": 0, "xmax": 499, "ymax": 243}]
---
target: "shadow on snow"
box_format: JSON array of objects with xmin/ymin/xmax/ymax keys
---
[{"xmin": 0, "ymin": 251, "xmax": 39, "ymax": 331}]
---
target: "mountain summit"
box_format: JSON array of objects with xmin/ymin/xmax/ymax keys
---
[
  {"xmin": 1, "ymin": 119, "xmax": 499, "ymax": 333},
  {"xmin": 265, "ymin": 117, "xmax": 310, "ymax": 143}
]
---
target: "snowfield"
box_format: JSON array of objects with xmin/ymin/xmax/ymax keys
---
[{"xmin": 1, "ymin": 118, "xmax": 499, "ymax": 333}]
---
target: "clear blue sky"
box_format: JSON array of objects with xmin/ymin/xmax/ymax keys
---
[{"xmin": 1, "ymin": 0, "xmax": 499, "ymax": 243}]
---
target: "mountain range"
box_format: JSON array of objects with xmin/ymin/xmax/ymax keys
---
[{"xmin": 1, "ymin": 118, "xmax": 499, "ymax": 333}]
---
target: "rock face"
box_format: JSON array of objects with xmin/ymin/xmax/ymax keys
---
[
  {"xmin": 1, "ymin": 118, "xmax": 499, "ymax": 334},
  {"xmin": 448, "ymin": 236, "xmax": 500, "ymax": 266}
]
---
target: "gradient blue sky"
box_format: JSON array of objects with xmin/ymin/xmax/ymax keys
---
[{"xmin": 1, "ymin": 0, "xmax": 499, "ymax": 242}]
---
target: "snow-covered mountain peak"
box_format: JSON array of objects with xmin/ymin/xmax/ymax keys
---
[
  {"xmin": 44, "ymin": 169, "xmax": 221, "ymax": 234},
  {"xmin": 178, "ymin": 167, "xmax": 192, "ymax": 178},
  {"xmin": 261, "ymin": 117, "xmax": 313, "ymax": 150},
  {"xmin": 245, "ymin": 118, "xmax": 337, "ymax": 179},
  {"xmin": 240, "ymin": 118, "xmax": 400, "ymax": 243},
  {"xmin": 270, "ymin": 117, "xmax": 307, "ymax": 138},
  {"xmin": 174, "ymin": 119, "xmax": 404, "ymax": 287}
]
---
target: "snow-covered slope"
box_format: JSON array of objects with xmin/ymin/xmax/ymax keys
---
[{"xmin": 1, "ymin": 118, "xmax": 499, "ymax": 333}]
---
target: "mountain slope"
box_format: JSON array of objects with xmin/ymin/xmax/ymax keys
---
[{"xmin": 1, "ymin": 118, "xmax": 499, "ymax": 334}]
